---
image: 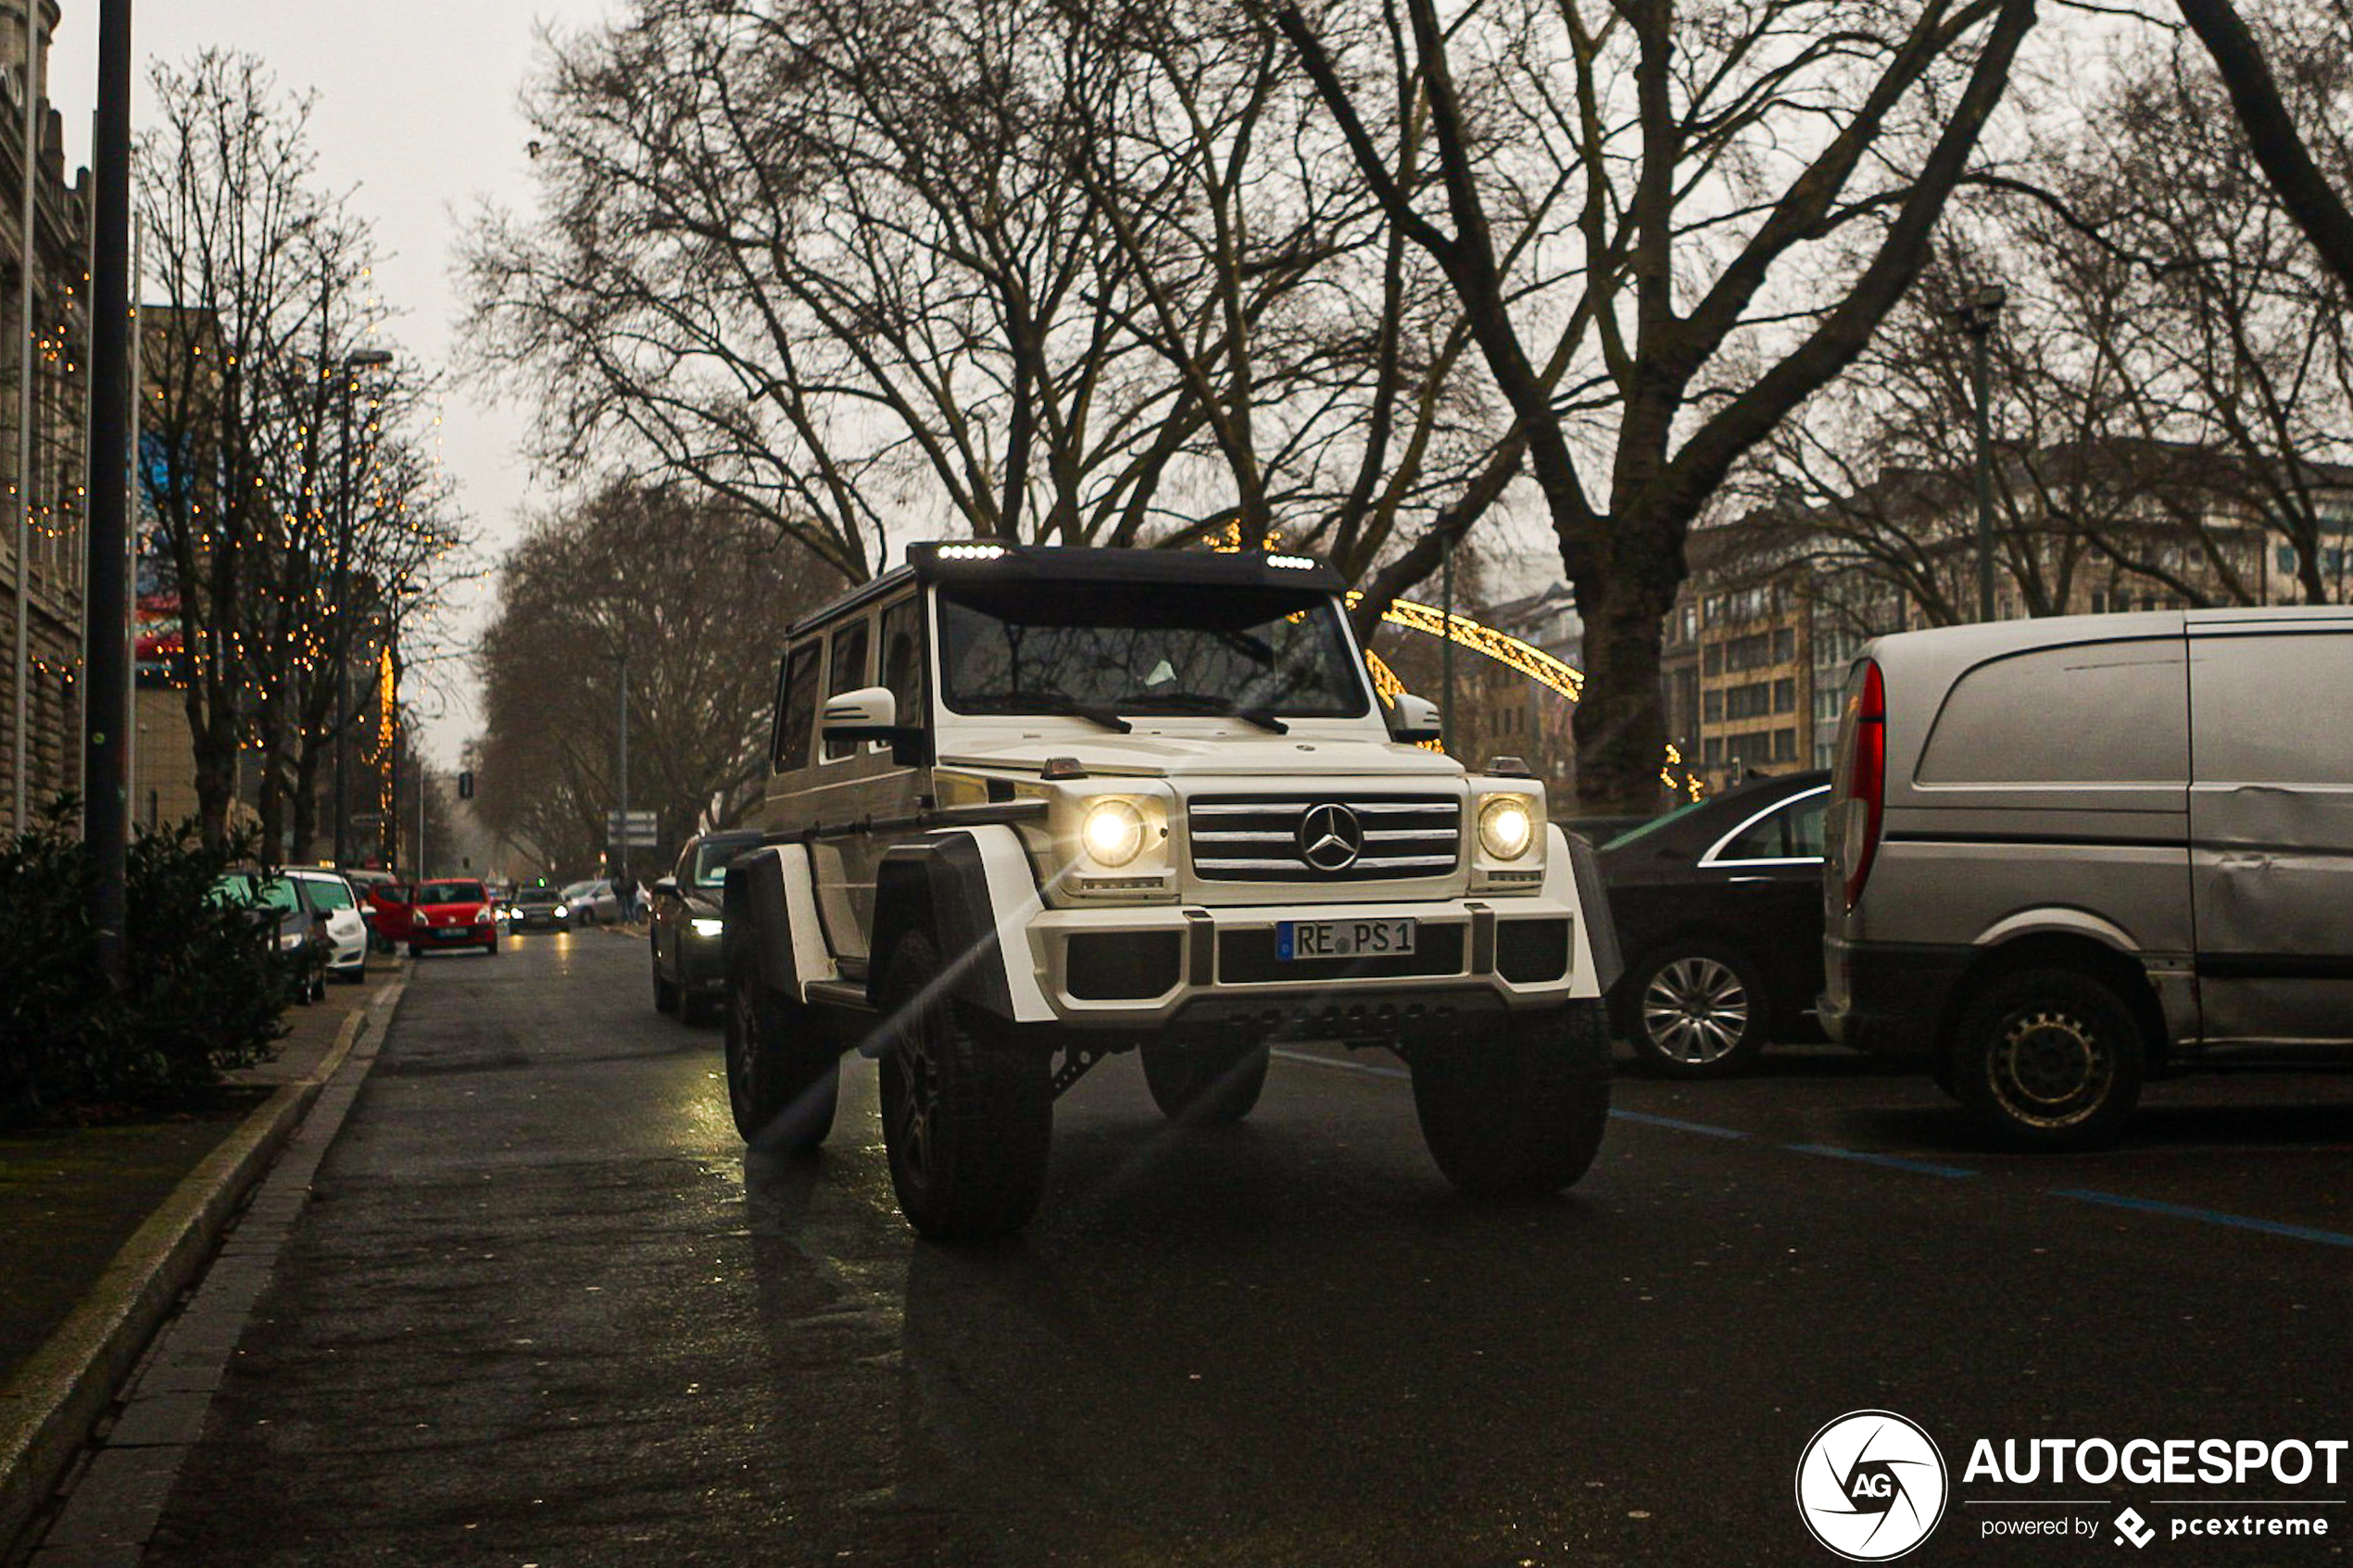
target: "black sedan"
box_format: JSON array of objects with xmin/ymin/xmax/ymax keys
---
[
  {"xmin": 1594, "ymin": 769, "xmax": 1830, "ymax": 1077},
  {"xmin": 649, "ymin": 829, "xmax": 763, "ymax": 1023}
]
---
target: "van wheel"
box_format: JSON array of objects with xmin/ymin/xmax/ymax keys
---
[
  {"xmin": 879, "ymin": 932, "xmax": 1052, "ymax": 1240},
  {"xmin": 1410, "ymin": 1001, "xmax": 1612, "ymax": 1198},
  {"xmin": 724, "ymin": 957, "xmax": 837, "ymax": 1153},
  {"xmin": 1951, "ymin": 968, "xmax": 2144, "ymax": 1150},
  {"xmin": 1140, "ymin": 1041, "xmax": 1269, "ymax": 1125},
  {"xmin": 1622, "ymin": 942, "xmax": 1768, "ymax": 1077},
  {"xmin": 653, "ymin": 960, "xmax": 680, "ymax": 1015}
]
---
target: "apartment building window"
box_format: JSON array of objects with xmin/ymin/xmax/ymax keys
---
[
  {"xmin": 1773, "ymin": 727, "xmax": 1797, "ymax": 762},
  {"xmin": 1726, "ymin": 681, "xmax": 1774, "ymax": 721},
  {"xmin": 1705, "ymin": 737, "xmax": 1724, "ymax": 765},
  {"xmin": 1773, "ymin": 627, "xmax": 1795, "ymax": 662},
  {"xmin": 1774, "ymin": 678, "xmax": 1795, "ymax": 714},
  {"xmin": 1704, "ymin": 689, "xmax": 1723, "ymax": 721},
  {"xmin": 1704, "ymin": 644, "xmax": 1723, "ymax": 676}
]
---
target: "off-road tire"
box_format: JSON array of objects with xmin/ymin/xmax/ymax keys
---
[
  {"xmin": 1140, "ymin": 1040, "xmax": 1270, "ymax": 1125},
  {"xmin": 724, "ymin": 955, "xmax": 838, "ymax": 1153},
  {"xmin": 1620, "ymin": 941, "xmax": 1769, "ymax": 1078},
  {"xmin": 879, "ymin": 932, "xmax": 1052, "ymax": 1240},
  {"xmin": 1411, "ymin": 1001, "xmax": 1612, "ymax": 1198},
  {"xmin": 1950, "ymin": 967, "xmax": 2144, "ymax": 1151}
]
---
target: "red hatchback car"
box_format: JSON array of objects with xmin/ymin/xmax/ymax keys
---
[{"xmin": 405, "ymin": 879, "xmax": 498, "ymax": 957}]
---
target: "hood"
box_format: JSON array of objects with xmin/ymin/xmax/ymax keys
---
[{"xmin": 937, "ymin": 726, "xmax": 1466, "ymax": 783}]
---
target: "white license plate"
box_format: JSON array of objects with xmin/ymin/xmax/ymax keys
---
[
  {"xmin": 435, "ymin": 927, "xmax": 472, "ymax": 940},
  {"xmin": 1277, "ymin": 918, "xmax": 1416, "ymax": 960}
]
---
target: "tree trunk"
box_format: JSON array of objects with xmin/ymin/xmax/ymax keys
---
[{"xmin": 1568, "ymin": 542, "xmax": 1680, "ymax": 816}]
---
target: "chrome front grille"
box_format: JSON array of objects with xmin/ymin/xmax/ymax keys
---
[{"xmin": 1188, "ymin": 795, "xmax": 1462, "ymax": 882}]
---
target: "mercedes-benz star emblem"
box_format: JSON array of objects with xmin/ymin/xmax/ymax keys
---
[{"xmin": 1297, "ymin": 803, "xmax": 1364, "ymax": 872}]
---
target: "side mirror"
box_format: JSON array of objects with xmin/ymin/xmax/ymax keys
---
[
  {"xmin": 1389, "ymin": 693, "xmax": 1442, "ymax": 745},
  {"xmin": 822, "ymin": 684, "xmax": 929, "ymax": 765}
]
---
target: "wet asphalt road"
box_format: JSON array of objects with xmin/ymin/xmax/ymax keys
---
[{"xmin": 137, "ymin": 929, "xmax": 2353, "ymax": 1567}]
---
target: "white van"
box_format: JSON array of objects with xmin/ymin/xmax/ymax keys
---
[{"xmin": 1820, "ymin": 607, "xmax": 2353, "ymax": 1148}]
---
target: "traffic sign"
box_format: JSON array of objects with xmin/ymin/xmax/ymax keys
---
[{"xmin": 606, "ymin": 809, "xmax": 656, "ymax": 834}]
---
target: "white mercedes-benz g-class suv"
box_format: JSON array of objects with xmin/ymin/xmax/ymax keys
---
[{"xmin": 722, "ymin": 543, "xmax": 1622, "ymax": 1238}]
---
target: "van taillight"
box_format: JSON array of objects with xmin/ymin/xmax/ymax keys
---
[{"xmin": 1841, "ymin": 659, "xmax": 1886, "ymax": 912}]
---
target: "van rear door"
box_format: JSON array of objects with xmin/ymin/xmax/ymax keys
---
[{"xmin": 2185, "ymin": 615, "xmax": 2353, "ymax": 1045}]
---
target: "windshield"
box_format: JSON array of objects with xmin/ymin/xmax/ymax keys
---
[
  {"xmin": 213, "ymin": 873, "xmax": 298, "ymax": 913},
  {"xmin": 937, "ymin": 583, "xmax": 1370, "ymax": 720},
  {"xmin": 416, "ymin": 882, "xmax": 486, "ymax": 905},
  {"xmin": 692, "ymin": 842, "xmax": 750, "ymax": 886},
  {"xmin": 296, "ymin": 876, "xmax": 355, "ymax": 910}
]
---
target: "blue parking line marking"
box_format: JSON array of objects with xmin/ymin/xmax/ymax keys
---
[
  {"xmin": 1784, "ymin": 1143, "xmax": 1978, "ymax": 1178},
  {"xmin": 2053, "ymin": 1189, "xmax": 2353, "ymax": 1248},
  {"xmin": 1269, "ymin": 1049, "xmax": 1410, "ymax": 1081},
  {"xmin": 1610, "ymin": 1110, "xmax": 1752, "ymax": 1139}
]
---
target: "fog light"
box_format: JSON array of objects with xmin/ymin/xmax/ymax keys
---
[
  {"xmin": 1478, "ymin": 796, "xmax": 1535, "ymax": 860},
  {"xmin": 1081, "ymin": 798, "xmax": 1145, "ymax": 867}
]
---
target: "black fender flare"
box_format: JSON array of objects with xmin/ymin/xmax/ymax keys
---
[
  {"xmin": 722, "ymin": 847, "xmax": 801, "ymax": 999},
  {"xmin": 867, "ymin": 830, "xmax": 1045, "ymax": 1025}
]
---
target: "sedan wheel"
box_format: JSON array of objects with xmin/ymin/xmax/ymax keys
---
[{"xmin": 1626, "ymin": 944, "xmax": 1768, "ymax": 1077}]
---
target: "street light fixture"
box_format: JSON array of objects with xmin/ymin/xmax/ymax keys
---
[
  {"xmin": 331, "ymin": 346, "xmax": 395, "ymax": 868},
  {"xmin": 1948, "ymin": 284, "xmax": 2007, "ymax": 623}
]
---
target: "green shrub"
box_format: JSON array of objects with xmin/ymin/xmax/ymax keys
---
[{"xmin": 0, "ymin": 799, "xmax": 289, "ymax": 1123}]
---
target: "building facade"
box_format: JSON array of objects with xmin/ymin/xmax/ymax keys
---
[{"xmin": 0, "ymin": 0, "xmax": 90, "ymax": 833}]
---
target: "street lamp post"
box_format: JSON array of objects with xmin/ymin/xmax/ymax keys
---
[
  {"xmin": 1951, "ymin": 284, "xmax": 2007, "ymax": 624},
  {"xmin": 330, "ymin": 346, "xmax": 392, "ymax": 866}
]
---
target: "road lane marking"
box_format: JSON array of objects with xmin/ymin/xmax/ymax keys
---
[
  {"xmin": 2053, "ymin": 1188, "xmax": 2353, "ymax": 1248},
  {"xmin": 1783, "ymin": 1143, "xmax": 1977, "ymax": 1178},
  {"xmin": 1270, "ymin": 1048, "xmax": 1409, "ymax": 1081},
  {"xmin": 1611, "ymin": 1110, "xmax": 1753, "ymax": 1139}
]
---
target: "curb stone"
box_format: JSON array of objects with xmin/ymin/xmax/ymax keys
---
[{"xmin": 0, "ymin": 974, "xmax": 408, "ymax": 1562}]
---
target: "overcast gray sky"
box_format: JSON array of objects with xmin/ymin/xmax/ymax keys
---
[{"xmin": 51, "ymin": 0, "xmax": 619, "ymax": 770}]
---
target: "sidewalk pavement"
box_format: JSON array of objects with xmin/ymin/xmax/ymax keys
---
[{"xmin": 0, "ymin": 960, "xmax": 409, "ymax": 1562}]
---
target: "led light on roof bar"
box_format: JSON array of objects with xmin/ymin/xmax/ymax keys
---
[
  {"xmin": 1267, "ymin": 554, "xmax": 1317, "ymax": 570},
  {"xmin": 936, "ymin": 543, "xmax": 1007, "ymax": 561}
]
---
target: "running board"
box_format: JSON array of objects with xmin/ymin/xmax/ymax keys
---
[{"xmin": 805, "ymin": 979, "xmax": 875, "ymax": 1013}]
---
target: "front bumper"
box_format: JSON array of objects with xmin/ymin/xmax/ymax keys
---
[
  {"xmin": 679, "ymin": 934, "xmax": 728, "ymax": 992},
  {"xmin": 1026, "ymin": 887, "xmax": 1592, "ymax": 1036}
]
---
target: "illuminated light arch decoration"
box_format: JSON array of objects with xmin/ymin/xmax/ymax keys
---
[{"xmin": 1355, "ymin": 593, "xmax": 1700, "ymax": 798}]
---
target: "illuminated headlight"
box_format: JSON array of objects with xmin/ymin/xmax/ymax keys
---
[
  {"xmin": 1080, "ymin": 798, "xmax": 1146, "ymax": 867},
  {"xmin": 690, "ymin": 917, "xmax": 724, "ymax": 938},
  {"xmin": 1478, "ymin": 795, "xmax": 1537, "ymax": 861},
  {"xmin": 554, "ymin": 903, "xmax": 570, "ymax": 918}
]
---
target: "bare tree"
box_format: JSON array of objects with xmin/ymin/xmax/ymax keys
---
[
  {"xmin": 1278, "ymin": 0, "xmax": 2037, "ymax": 810},
  {"xmin": 471, "ymin": 483, "xmax": 837, "ymax": 875}
]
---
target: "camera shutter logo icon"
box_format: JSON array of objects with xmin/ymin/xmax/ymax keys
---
[{"xmin": 1795, "ymin": 1410, "xmax": 1949, "ymax": 1562}]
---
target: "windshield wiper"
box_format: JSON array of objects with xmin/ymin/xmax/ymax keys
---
[
  {"xmin": 1133, "ymin": 691, "xmax": 1290, "ymax": 734},
  {"xmin": 989, "ymin": 688, "xmax": 1133, "ymax": 733}
]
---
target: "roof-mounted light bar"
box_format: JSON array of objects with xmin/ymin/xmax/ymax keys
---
[
  {"xmin": 936, "ymin": 543, "xmax": 1007, "ymax": 562},
  {"xmin": 1266, "ymin": 554, "xmax": 1318, "ymax": 571}
]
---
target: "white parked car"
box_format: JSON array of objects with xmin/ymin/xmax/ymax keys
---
[
  {"xmin": 286, "ymin": 868, "xmax": 370, "ymax": 984},
  {"xmin": 560, "ymin": 878, "xmax": 622, "ymax": 924}
]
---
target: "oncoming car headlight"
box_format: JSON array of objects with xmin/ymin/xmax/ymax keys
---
[
  {"xmin": 1478, "ymin": 795, "xmax": 1537, "ymax": 861},
  {"xmin": 1081, "ymin": 798, "xmax": 1146, "ymax": 867},
  {"xmin": 690, "ymin": 917, "xmax": 724, "ymax": 938}
]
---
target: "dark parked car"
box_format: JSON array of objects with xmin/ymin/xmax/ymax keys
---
[
  {"xmin": 1596, "ymin": 770, "xmax": 1831, "ymax": 1076},
  {"xmin": 649, "ymin": 830, "xmax": 761, "ymax": 1022}
]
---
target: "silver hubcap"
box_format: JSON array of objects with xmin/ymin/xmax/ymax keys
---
[
  {"xmin": 1990, "ymin": 1009, "xmax": 2109, "ymax": 1126},
  {"xmin": 1642, "ymin": 956, "xmax": 1750, "ymax": 1064}
]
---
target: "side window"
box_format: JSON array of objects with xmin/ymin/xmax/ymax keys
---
[
  {"xmin": 1918, "ymin": 639, "xmax": 2186, "ymax": 785},
  {"xmin": 1785, "ymin": 795, "xmax": 1828, "ymax": 858},
  {"xmin": 878, "ymin": 596, "xmax": 925, "ymax": 740},
  {"xmin": 823, "ymin": 620, "xmax": 872, "ymax": 762},
  {"xmin": 1718, "ymin": 792, "xmax": 1828, "ymax": 861},
  {"xmin": 773, "ymin": 643, "xmax": 822, "ymax": 772},
  {"xmin": 2190, "ymin": 632, "xmax": 2353, "ymax": 784}
]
